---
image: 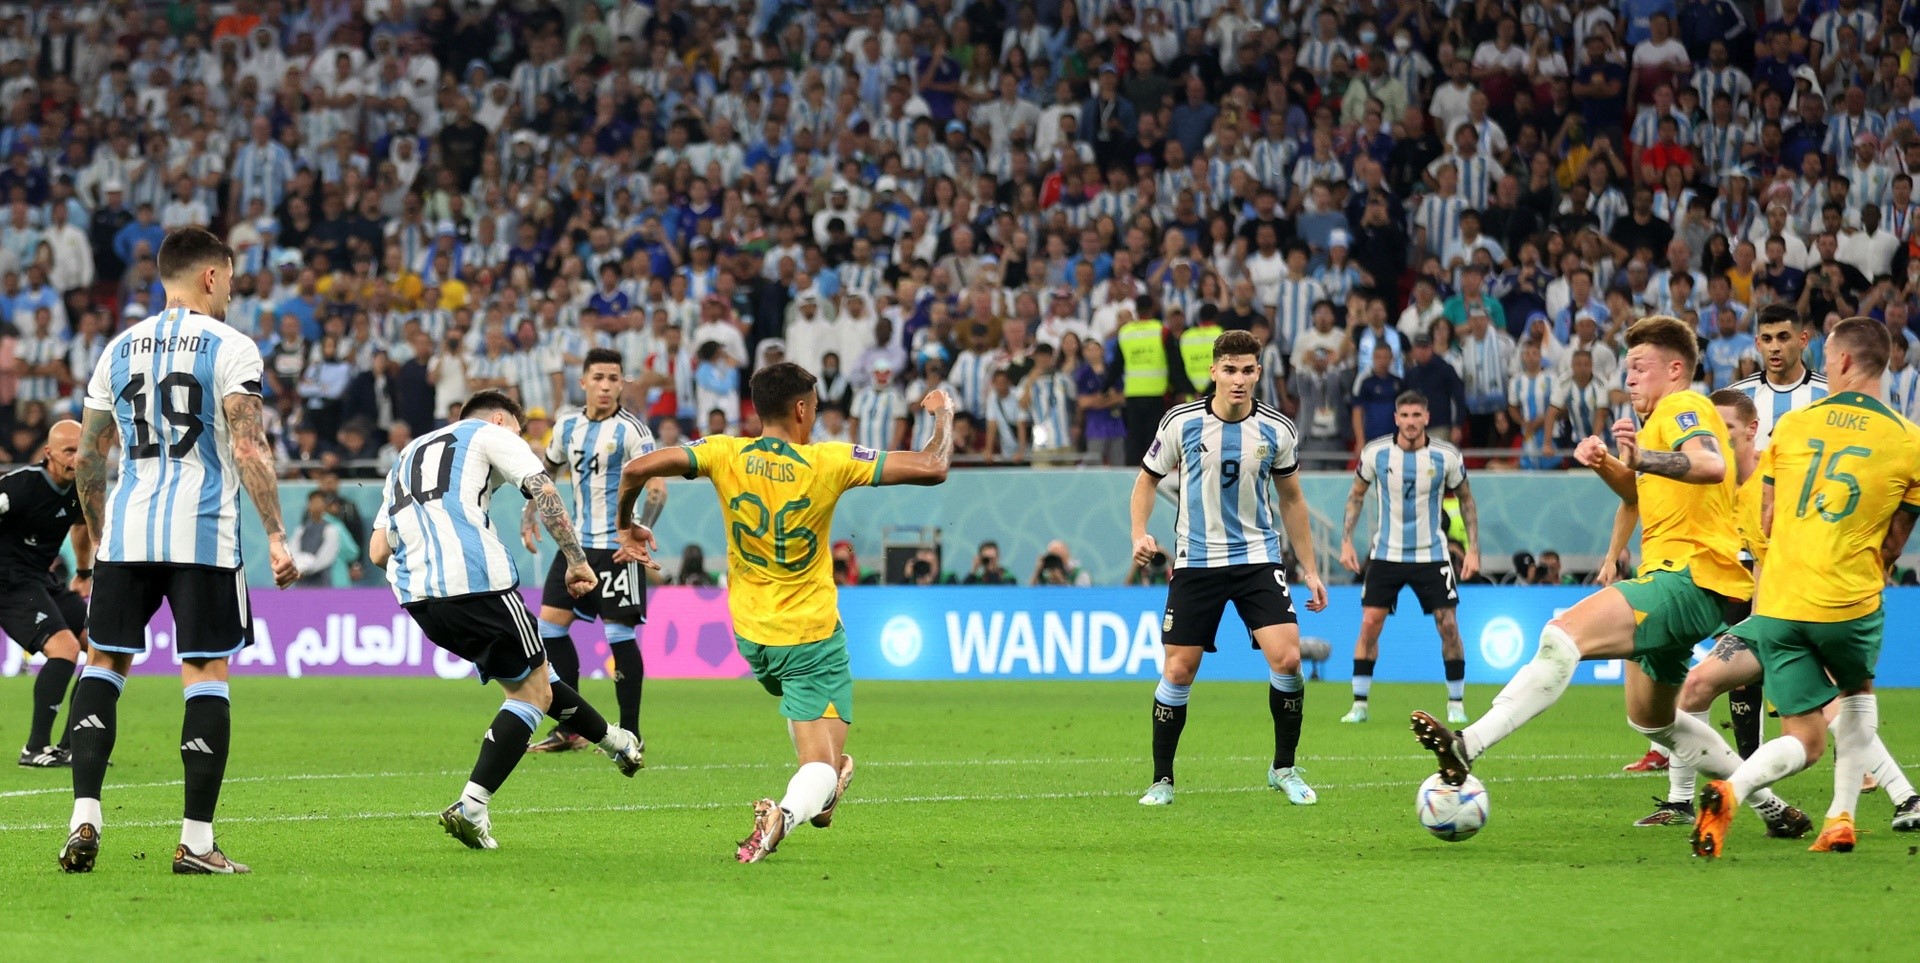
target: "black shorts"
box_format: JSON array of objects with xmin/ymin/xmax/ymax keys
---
[
  {"xmin": 539, "ymin": 547, "xmax": 647, "ymax": 624},
  {"xmin": 0, "ymin": 577, "xmax": 88, "ymax": 654},
  {"xmin": 88, "ymin": 562, "xmax": 252, "ymax": 659},
  {"xmin": 404, "ymin": 589, "xmax": 549, "ymax": 685},
  {"xmin": 1361, "ymin": 560, "xmax": 1458, "ymax": 615},
  {"xmin": 1162, "ymin": 563, "xmax": 1298, "ymax": 651}
]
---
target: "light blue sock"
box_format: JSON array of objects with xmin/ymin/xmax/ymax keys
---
[
  {"xmin": 81, "ymin": 666, "xmax": 127, "ymax": 692},
  {"xmin": 604, "ymin": 623, "xmax": 637, "ymax": 645},
  {"xmin": 184, "ymin": 681, "xmax": 230, "ymax": 703},
  {"xmin": 500, "ymin": 699, "xmax": 543, "ymax": 730},
  {"xmin": 1154, "ymin": 680, "xmax": 1192, "ymax": 706},
  {"xmin": 1270, "ymin": 671, "xmax": 1304, "ymax": 693},
  {"xmin": 538, "ymin": 619, "xmax": 570, "ymax": 640}
]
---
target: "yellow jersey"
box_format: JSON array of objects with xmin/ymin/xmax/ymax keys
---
[
  {"xmin": 1635, "ymin": 391, "xmax": 1752, "ymax": 601},
  {"xmin": 684, "ymin": 434, "xmax": 886, "ymax": 646},
  {"xmin": 1756, "ymin": 392, "xmax": 1920, "ymax": 622},
  {"xmin": 1734, "ymin": 471, "xmax": 1768, "ymax": 568}
]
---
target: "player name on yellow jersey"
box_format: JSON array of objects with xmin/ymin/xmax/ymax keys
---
[
  {"xmin": 1757, "ymin": 392, "xmax": 1920, "ymax": 622},
  {"xmin": 685, "ymin": 435, "xmax": 887, "ymax": 647}
]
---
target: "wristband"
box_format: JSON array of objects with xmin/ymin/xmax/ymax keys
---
[{"xmin": 75, "ymin": 568, "xmax": 92, "ymax": 578}]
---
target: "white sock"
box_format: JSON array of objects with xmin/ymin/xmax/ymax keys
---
[
  {"xmin": 598, "ymin": 727, "xmax": 633, "ymax": 754},
  {"xmin": 461, "ymin": 780, "xmax": 493, "ymax": 813},
  {"xmin": 181, "ymin": 818, "xmax": 214, "ymax": 853},
  {"xmin": 1658, "ymin": 711, "xmax": 1793, "ymax": 815},
  {"xmin": 1649, "ymin": 740, "xmax": 1668, "ymax": 756},
  {"xmin": 1665, "ymin": 712, "xmax": 1709, "ymax": 803},
  {"xmin": 1829, "ymin": 694, "xmax": 1878, "ymax": 819},
  {"xmin": 1868, "ymin": 736, "xmax": 1917, "ymax": 803},
  {"xmin": 71, "ymin": 797, "xmax": 102, "ymax": 833},
  {"xmin": 1462, "ymin": 624, "xmax": 1578, "ymax": 759},
  {"xmin": 778, "ymin": 761, "xmax": 840, "ymax": 830},
  {"xmin": 1731, "ymin": 736, "xmax": 1814, "ymax": 804}
]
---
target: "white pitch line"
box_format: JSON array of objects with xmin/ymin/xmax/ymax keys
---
[
  {"xmin": 0, "ymin": 752, "xmax": 1627, "ymax": 800},
  {"xmin": 0, "ymin": 770, "xmax": 1638, "ymax": 833}
]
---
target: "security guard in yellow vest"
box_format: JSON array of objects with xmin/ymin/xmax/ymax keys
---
[
  {"xmin": 1178, "ymin": 306, "xmax": 1223, "ymax": 398},
  {"xmin": 1112, "ymin": 297, "xmax": 1177, "ymax": 465}
]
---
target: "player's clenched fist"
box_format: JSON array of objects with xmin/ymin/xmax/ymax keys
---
[
  {"xmin": 1572, "ymin": 435, "xmax": 1609, "ymax": 467},
  {"xmin": 1131, "ymin": 534, "xmax": 1161, "ymax": 566}
]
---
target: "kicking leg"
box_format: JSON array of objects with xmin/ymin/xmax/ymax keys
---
[
  {"xmin": 543, "ymin": 665, "xmax": 644, "ymax": 775},
  {"xmin": 23, "ymin": 630, "xmax": 79, "ymax": 765},
  {"xmin": 1344, "ymin": 607, "xmax": 1386, "ymax": 723},
  {"xmin": 1414, "ymin": 586, "xmax": 1636, "ymax": 784},
  {"xmin": 1142, "ymin": 645, "xmax": 1202, "ymax": 804},
  {"xmin": 1640, "ymin": 637, "xmax": 1762, "ymax": 826},
  {"xmin": 1695, "ymin": 710, "xmax": 1827, "ymax": 857},
  {"xmin": 1625, "ymin": 663, "xmax": 1802, "ymax": 833},
  {"xmin": 1254, "ymin": 624, "xmax": 1313, "ymax": 805},
  {"xmin": 1435, "ymin": 607, "xmax": 1468, "ymax": 724}
]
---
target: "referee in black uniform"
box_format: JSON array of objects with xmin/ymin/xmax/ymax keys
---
[{"xmin": 0, "ymin": 420, "xmax": 93, "ymax": 767}]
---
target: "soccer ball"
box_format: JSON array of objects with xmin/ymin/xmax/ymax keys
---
[{"xmin": 1416, "ymin": 773, "xmax": 1490, "ymax": 842}]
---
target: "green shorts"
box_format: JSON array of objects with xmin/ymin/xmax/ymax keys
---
[
  {"xmin": 1728, "ymin": 610, "xmax": 1883, "ymax": 717},
  {"xmin": 1612, "ymin": 567, "xmax": 1732, "ymax": 687},
  {"xmin": 736, "ymin": 625, "xmax": 854, "ymax": 723}
]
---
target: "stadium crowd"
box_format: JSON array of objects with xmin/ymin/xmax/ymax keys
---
[{"xmin": 0, "ymin": 0, "xmax": 1916, "ymax": 474}]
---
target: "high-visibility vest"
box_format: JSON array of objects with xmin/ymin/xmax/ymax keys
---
[
  {"xmin": 1179, "ymin": 323, "xmax": 1222, "ymax": 393},
  {"xmin": 1118, "ymin": 320, "xmax": 1168, "ymax": 397}
]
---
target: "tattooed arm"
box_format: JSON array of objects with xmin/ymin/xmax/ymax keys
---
[
  {"xmin": 1452, "ymin": 477, "xmax": 1480, "ymax": 580},
  {"xmin": 520, "ymin": 451, "xmax": 564, "ymax": 552},
  {"xmin": 1339, "ymin": 475, "xmax": 1369, "ymax": 573},
  {"xmin": 1616, "ymin": 427, "xmax": 1727, "ymax": 484},
  {"xmin": 637, "ymin": 476, "xmax": 668, "ymax": 528},
  {"xmin": 1882, "ymin": 508, "xmax": 1917, "ymax": 579},
  {"xmin": 879, "ymin": 388, "xmax": 956, "ymax": 486},
  {"xmin": 75, "ymin": 407, "xmax": 116, "ymax": 542},
  {"xmin": 225, "ymin": 392, "xmax": 299, "ymax": 588},
  {"xmin": 525, "ymin": 471, "xmax": 602, "ymax": 596}
]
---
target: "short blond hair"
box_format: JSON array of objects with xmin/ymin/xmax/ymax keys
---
[{"xmin": 1624, "ymin": 314, "xmax": 1700, "ymax": 373}]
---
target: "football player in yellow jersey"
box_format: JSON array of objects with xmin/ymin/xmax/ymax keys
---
[
  {"xmin": 1639, "ymin": 391, "xmax": 1920, "ymax": 831},
  {"xmin": 1695, "ymin": 318, "xmax": 1920, "ymax": 857},
  {"xmin": 611, "ymin": 362, "xmax": 956, "ymax": 863},
  {"xmin": 1412, "ymin": 317, "xmax": 1806, "ymax": 828}
]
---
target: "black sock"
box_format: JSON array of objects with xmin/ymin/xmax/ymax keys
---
[
  {"xmin": 542, "ymin": 629, "xmax": 580, "ymax": 733},
  {"xmin": 547, "ymin": 681, "xmax": 610, "ymax": 744},
  {"xmin": 28, "ymin": 656, "xmax": 74, "ymax": 749},
  {"xmin": 1729, "ymin": 684, "xmax": 1764, "ymax": 758},
  {"xmin": 58, "ymin": 667, "xmax": 83, "ymax": 749},
  {"xmin": 471, "ymin": 702, "xmax": 539, "ymax": 795},
  {"xmin": 180, "ymin": 687, "xmax": 232, "ymax": 823},
  {"xmin": 1271, "ymin": 682, "xmax": 1305, "ymax": 769},
  {"xmin": 610, "ymin": 640, "xmax": 643, "ymax": 735},
  {"xmin": 1351, "ymin": 658, "xmax": 1375, "ymax": 702},
  {"xmin": 1151, "ymin": 700, "xmax": 1188, "ymax": 784},
  {"xmin": 67, "ymin": 673, "xmax": 121, "ymax": 800},
  {"xmin": 1444, "ymin": 658, "xmax": 1467, "ymax": 703}
]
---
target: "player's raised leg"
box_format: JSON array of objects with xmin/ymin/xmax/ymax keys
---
[
  {"xmin": 527, "ymin": 602, "xmax": 589, "ymax": 752},
  {"xmin": 733, "ymin": 628, "xmax": 857, "ymax": 862}
]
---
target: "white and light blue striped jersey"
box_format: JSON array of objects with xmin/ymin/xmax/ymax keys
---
[
  {"xmin": 1551, "ymin": 375, "xmax": 1611, "ymax": 443},
  {"xmin": 1885, "ymin": 365, "xmax": 1920, "ymax": 421},
  {"xmin": 1728, "ymin": 367, "xmax": 1829, "ymax": 448},
  {"xmin": 850, "ymin": 384, "xmax": 904, "ymax": 451},
  {"xmin": 376, "ymin": 419, "xmax": 546, "ymax": 605},
  {"xmin": 82, "ymin": 307, "xmax": 264, "ymax": 569},
  {"xmin": 545, "ymin": 409, "xmax": 655, "ymax": 551},
  {"xmin": 1143, "ymin": 400, "xmax": 1300, "ymax": 570},
  {"xmin": 1358, "ymin": 436, "xmax": 1466, "ymax": 564},
  {"xmin": 1026, "ymin": 370, "xmax": 1075, "ymax": 450}
]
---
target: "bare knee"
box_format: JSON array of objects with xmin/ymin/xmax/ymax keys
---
[
  {"xmin": 1162, "ymin": 660, "xmax": 1199, "ymax": 686},
  {"xmin": 41, "ymin": 631, "xmax": 79, "ymax": 662},
  {"xmin": 1267, "ymin": 649, "xmax": 1301, "ymax": 675},
  {"xmin": 1677, "ymin": 673, "xmax": 1720, "ymax": 713},
  {"xmin": 507, "ymin": 672, "xmax": 554, "ymax": 712},
  {"xmin": 88, "ymin": 648, "xmax": 132, "ymax": 674}
]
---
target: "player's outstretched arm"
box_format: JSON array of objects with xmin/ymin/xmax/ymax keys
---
[
  {"xmin": 520, "ymin": 451, "xmax": 565, "ymax": 551},
  {"xmin": 1597, "ymin": 501, "xmax": 1640, "ymax": 584},
  {"xmin": 525, "ymin": 471, "xmax": 608, "ymax": 596},
  {"xmin": 225, "ymin": 393, "xmax": 298, "ymax": 588},
  {"xmin": 1339, "ymin": 475, "xmax": 1368, "ymax": 573},
  {"xmin": 75, "ymin": 407, "xmax": 116, "ymax": 542},
  {"xmin": 1272, "ymin": 473, "xmax": 1328, "ymax": 612},
  {"xmin": 879, "ymin": 388, "xmax": 956, "ymax": 487},
  {"xmin": 616, "ymin": 446, "xmax": 694, "ymax": 530},
  {"xmin": 1574, "ymin": 434, "xmax": 1639, "ymax": 503},
  {"xmin": 1614, "ymin": 419, "xmax": 1725, "ymax": 485}
]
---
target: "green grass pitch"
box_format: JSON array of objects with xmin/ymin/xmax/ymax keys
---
[{"xmin": 2, "ymin": 678, "xmax": 1915, "ymax": 960}]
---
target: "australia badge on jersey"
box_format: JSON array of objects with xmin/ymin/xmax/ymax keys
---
[
  {"xmin": 852, "ymin": 445, "xmax": 878, "ymax": 462},
  {"xmin": 1675, "ymin": 411, "xmax": 1699, "ymax": 431}
]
